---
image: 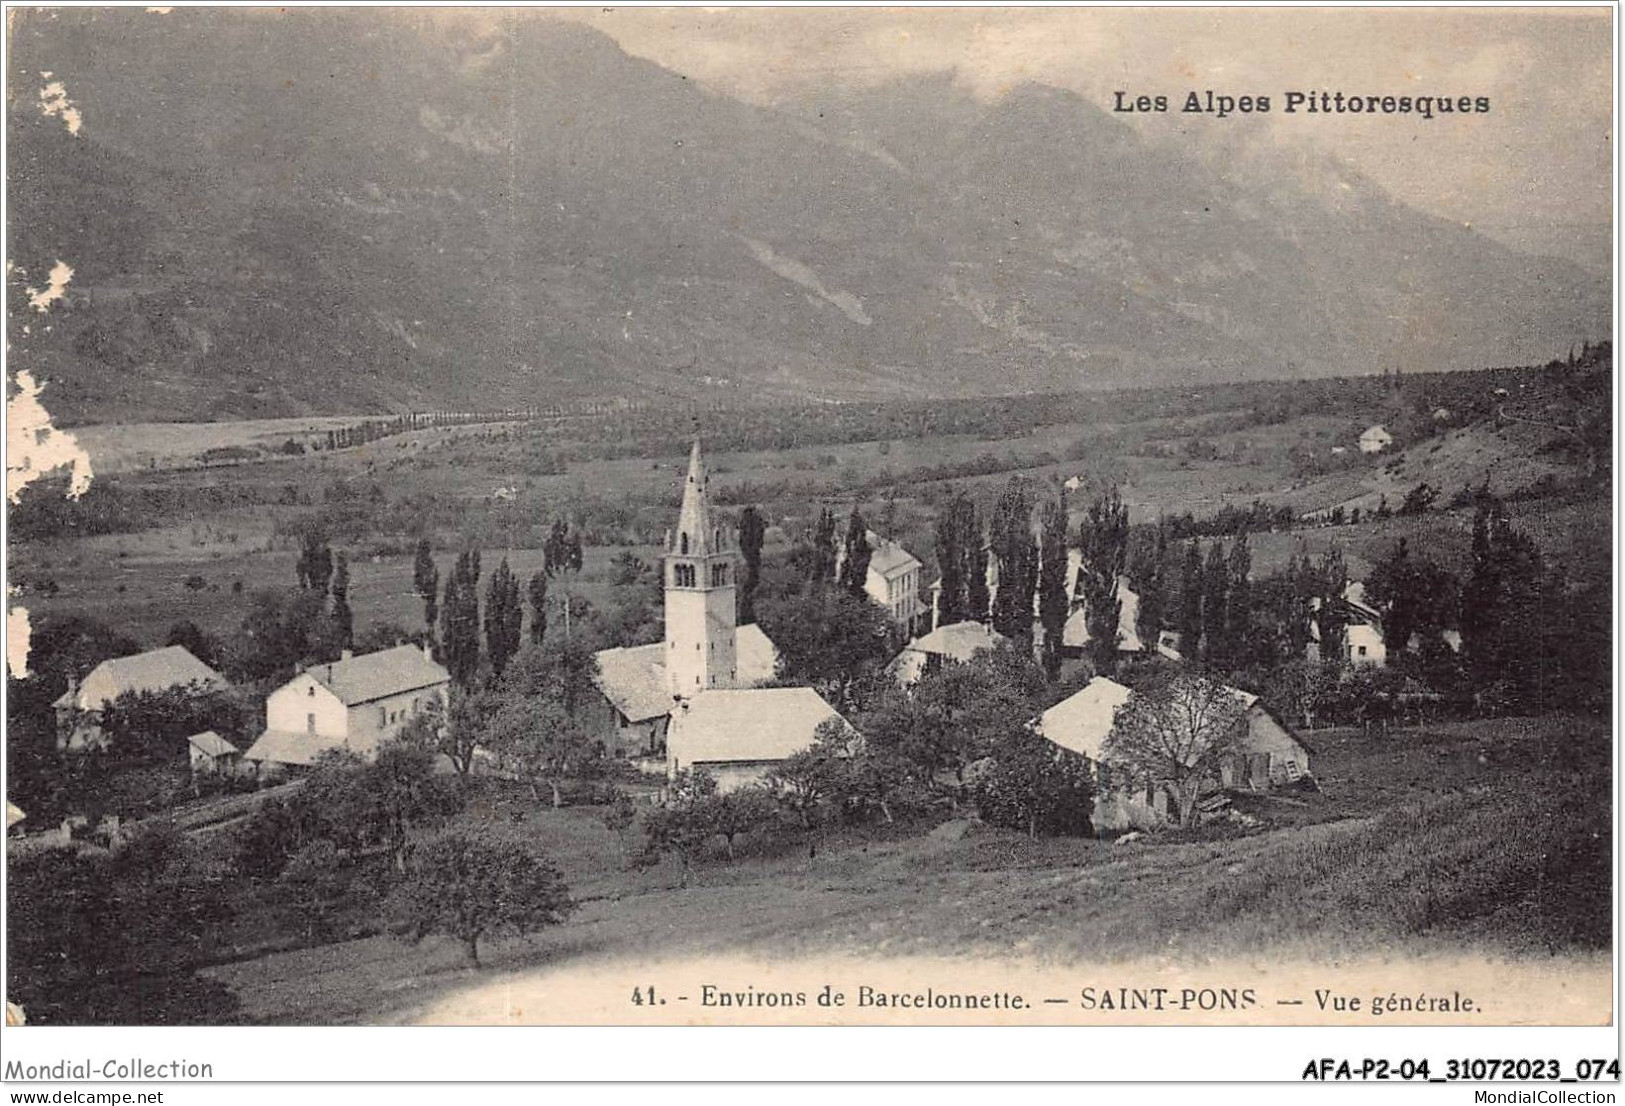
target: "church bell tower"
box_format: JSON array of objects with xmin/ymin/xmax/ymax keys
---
[{"xmin": 664, "ymin": 437, "xmax": 738, "ymax": 695}]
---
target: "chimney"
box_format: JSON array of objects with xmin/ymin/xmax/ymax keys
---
[{"xmin": 341, "ymin": 649, "xmax": 353, "ymax": 662}]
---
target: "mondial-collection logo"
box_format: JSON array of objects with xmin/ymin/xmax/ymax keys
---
[{"xmin": 3, "ymin": 1058, "xmax": 216, "ymax": 1080}]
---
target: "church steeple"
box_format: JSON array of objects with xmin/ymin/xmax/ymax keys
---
[{"xmin": 664, "ymin": 434, "xmax": 737, "ymax": 695}]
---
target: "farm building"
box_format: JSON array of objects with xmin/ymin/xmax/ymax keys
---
[
  {"xmin": 667, "ymin": 687, "xmax": 848, "ymax": 793},
  {"xmin": 243, "ymin": 644, "xmax": 450, "ymax": 776},
  {"xmin": 1033, "ymin": 676, "xmax": 1313, "ymax": 833},
  {"xmin": 588, "ymin": 437, "xmax": 834, "ymax": 787},
  {"xmin": 53, "ymin": 645, "xmax": 228, "ymax": 752},
  {"xmin": 1308, "ymin": 581, "xmax": 1388, "ymax": 667},
  {"xmin": 187, "ymin": 730, "xmax": 241, "ymax": 777},
  {"xmin": 1359, "ymin": 424, "xmax": 1394, "ymax": 453},
  {"xmin": 890, "ymin": 620, "xmax": 1007, "ymax": 686}
]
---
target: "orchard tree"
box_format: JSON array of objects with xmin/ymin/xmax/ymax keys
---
[
  {"xmin": 1104, "ymin": 671, "xmax": 1246, "ymax": 829},
  {"xmin": 971, "ymin": 726, "xmax": 1094, "ymax": 838},
  {"xmin": 391, "ymin": 827, "xmax": 573, "ymax": 967}
]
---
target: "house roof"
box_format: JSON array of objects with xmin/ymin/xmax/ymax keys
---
[
  {"xmin": 668, "ymin": 687, "xmax": 845, "ymax": 766},
  {"xmin": 243, "ymin": 728, "xmax": 336, "ymax": 767},
  {"xmin": 905, "ymin": 621, "xmax": 1005, "ymax": 662},
  {"xmin": 7, "ymin": 802, "xmax": 24, "ymax": 828},
  {"xmin": 1061, "ymin": 576, "xmax": 1143, "ymax": 651},
  {"xmin": 868, "ymin": 540, "xmax": 921, "ymax": 577},
  {"xmin": 1032, "ymin": 677, "xmax": 1133, "ymax": 760},
  {"xmin": 1361, "ymin": 424, "xmax": 1392, "ymax": 440},
  {"xmin": 593, "ymin": 623, "xmax": 781, "ymax": 723},
  {"xmin": 306, "ymin": 644, "xmax": 449, "ymax": 707},
  {"xmin": 1036, "ymin": 678, "xmax": 1311, "ymax": 762},
  {"xmin": 54, "ymin": 645, "xmax": 226, "ymax": 712},
  {"xmin": 188, "ymin": 730, "xmax": 239, "ymax": 758}
]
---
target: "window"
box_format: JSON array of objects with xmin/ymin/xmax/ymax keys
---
[
  {"xmin": 378, "ymin": 706, "xmax": 388, "ymax": 727},
  {"xmin": 680, "ymin": 532, "xmax": 689, "ymax": 554},
  {"xmin": 1357, "ymin": 645, "xmax": 1368, "ymax": 657},
  {"xmin": 306, "ymin": 712, "xmax": 316, "ymax": 734}
]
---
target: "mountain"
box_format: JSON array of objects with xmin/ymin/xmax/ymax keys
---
[{"xmin": 7, "ymin": 10, "xmax": 1609, "ymax": 424}]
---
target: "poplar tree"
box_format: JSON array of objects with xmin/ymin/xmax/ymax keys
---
[
  {"xmin": 738, "ymin": 506, "xmax": 766, "ymax": 624},
  {"xmin": 330, "ymin": 551, "xmax": 353, "ymax": 649},
  {"xmin": 840, "ymin": 509, "xmax": 873, "ymax": 597},
  {"xmin": 440, "ymin": 551, "xmax": 483, "ymax": 686},
  {"xmin": 1037, "ymin": 495, "xmax": 1070, "ymax": 679},
  {"xmin": 990, "ymin": 479, "xmax": 1037, "ymax": 644},
  {"xmin": 412, "ymin": 539, "xmax": 439, "ymax": 642},
  {"xmin": 484, "ymin": 558, "xmax": 524, "ymax": 677},
  {"xmin": 1078, "ymin": 485, "xmax": 1129, "ymax": 677}
]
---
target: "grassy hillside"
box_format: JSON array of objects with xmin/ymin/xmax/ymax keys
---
[{"xmin": 201, "ymin": 715, "xmax": 1609, "ymax": 1024}]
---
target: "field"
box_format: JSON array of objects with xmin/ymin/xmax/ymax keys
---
[
  {"xmin": 201, "ymin": 714, "xmax": 1611, "ymax": 1025},
  {"xmin": 12, "ymin": 361, "xmax": 1610, "ymax": 651}
]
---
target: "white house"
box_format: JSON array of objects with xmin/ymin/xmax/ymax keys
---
[
  {"xmin": 1359, "ymin": 425, "xmax": 1394, "ymax": 454},
  {"xmin": 588, "ymin": 438, "xmax": 839, "ymax": 788},
  {"xmin": 243, "ymin": 643, "xmax": 450, "ymax": 775},
  {"xmin": 861, "ymin": 532, "xmax": 923, "ymax": 631},
  {"xmin": 889, "ymin": 620, "xmax": 1007, "ymax": 686},
  {"xmin": 1033, "ymin": 676, "xmax": 1313, "ymax": 833},
  {"xmin": 53, "ymin": 645, "xmax": 228, "ymax": 752},
  {"xmin": 667, "ymin": 687, "xmax": 848, "ymax": 793}
]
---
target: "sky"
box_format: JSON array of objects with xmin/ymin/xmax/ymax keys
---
[{"xmin": 545, "ymin": 6, "xmax": 1613, "ymax": 273}]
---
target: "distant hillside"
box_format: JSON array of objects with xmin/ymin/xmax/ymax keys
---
[{"xmin": 7, "ymin": 10, "xmax": 1609, "ymax": 424}]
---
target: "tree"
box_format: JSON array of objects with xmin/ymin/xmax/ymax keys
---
[
  {"xmin": 1200, "ymin": 540, "xmax": 1230, "ymax": 667},
  {"xmin": 707, "ymin": 787, "xmax": 781, "ymax": 861},
  {"xmin": 1104, "ymin": 671, "xmax": 1247, "ymax": 829},
  {"xmin": 330, "ymin": 550, "xmax": 353, "ymax": 649},
  {"xmin": 439, "ymin": 550, "xmax": 483, "ymax": 686},
  {"xmin": 1078, "ymin": 484, "xmax": 1129, "ymax": 676},
  {"xmin": 839, "ymin": 509, "xmax": 873, "ymax": 597},
  {"xmin": 1365, "ymin": 538, "xmax": 1461, "ymax": 660},
  {"xmin": 276, "ymin": 839, "xmax": 350, "ymax": 942},
  {"xmin": 226, "ymin": 587, "xmax": 334, "ymax": 682},
  {"xmin": 738, "ymin": 506, "xmax": 766, "ymax": 624},
  {"xmin": 543, "ymin": 519, "xmax": 584, "ymax": 579},
  {"xmin": 990, "ymin": 479, "xmax": 1038, "ymax": 643},
  {"xmin": 965, "ymin": 504, "xmax": 991, "ymax": 624},
  {"xmin": 602, "ymin": 795, "xmax": 638, "ymax": 864},
  {"xmin": 484, "ymin": 558, "xmax": 524, "ymax": 677},
  {"xmin": 1178, "ymin": 540, "xmax": 1204, "ymax": 658},
  {"xmin": 1461, "ymin": 496, "xmax": 1547, "ymax": 710},
  {"xmin": 1037, "ymin": 495, "xmax": 1070, "ymax": 679},
  {"xmin": 757, "ymin": 588, "xmax": 897, "ymax": 711},
  {"xmin": 295, "ymin": 528, "xmax": 334, "ymax": 595},
  {"xmin": 1134, "ymin": 522, "xmax": 1168, "ymax": 656},
  {"xmin": 526, "ymin": 571, "xmax": 549, "ymax": 646},
  {"xmin": 400, "ymin": 689, "xmax": 491, "ymax": 781},
  {"xmin": 971, "ymin": 726, "xmax": 1094, "ymax": 838},
  {"xmin": 164, "ymin": 620, "xmax": 223, "ymax": 669},
  {"xmin": 8, "ymin": 822, "xmax": 236, "ymax": 1024},
  {"xmin": 934, "ymin": 492, "xmax": 971, "ymax": 626},
  {"xmin": 810, "ymin": 507, "xmax": 838, "ymax": 585},
  {"xmin": 369, "ymin": 739, "xmax": 463, "ymax": 873},
  {"xmin": 412, "ymin": 539, "xmax": 440, "ymax": 642},
  {"xmin": 100, "ymin": 682, "xmax": 245, "ymax": 766},
  {"xmin": 1222, "ymin": 531, "xmax": 1253, "ymax": 669},
  {"xmin": 391, "ymin": 827, "xmax": 573, "ymax": 967}
]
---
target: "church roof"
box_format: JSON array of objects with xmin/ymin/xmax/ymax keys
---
[
  {"xmin": 593, "ymin": 623, "xmax": 781, "ymax": 723},
  {"xmin": 671, "ymin": 438, "xmax": 731, "ymax": 557},
  {"xmin": 668, "ymin": 687, "xmax": 846, "ymax": 767}
]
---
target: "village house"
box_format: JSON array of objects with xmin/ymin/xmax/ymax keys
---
[
  {"xmin": 1358, "ymin": 424, "xmax": 1393, "ymax": 454},
  {"xmin": 243, "ymin": 643, "xmax": 450, "ymax": 777},
  {"xmin": 53, "ymin": 645, "xmax": 228, "ymax": 752},
  {"xmin": 589, "ymin": 438, "xmax": 842, "ymax": 787},
  {"xmin": 187, "ymin": 730, "xmax": 242, "ymax": 778},
  {"xmin": 1033, "ymin": 676, "xmax": 1313, "ymax": 833},
  {"xmin": 1308, "ymin": 581, "xmax": 1388, "ymax": 667},
  {"xmin": 667, "ymin": 687, "xmax": 848, "ymax": 793},
  {"xmin": 889, "ymin": 620, "xmax": 1007, "ymax": 686},
  {"xmin": 849, "ymin": 530, "xmax": 923, "ymax": 632}
]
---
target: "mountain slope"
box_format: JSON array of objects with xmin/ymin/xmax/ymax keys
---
[{"xmin": 6, "ymin": 10, "xmax": 1608, "ymax": 423}]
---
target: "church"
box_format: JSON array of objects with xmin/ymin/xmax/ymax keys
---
[{"xmin": 589, "ymin": 438, "xmax": 847, "ymax": 791}]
